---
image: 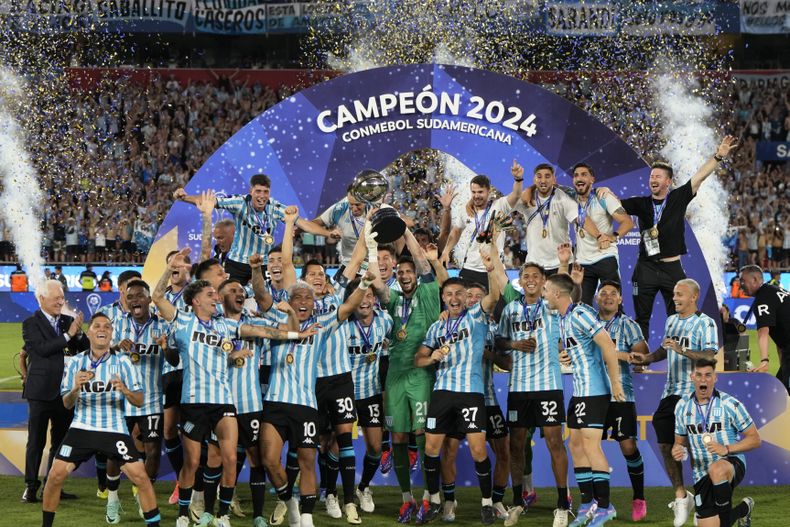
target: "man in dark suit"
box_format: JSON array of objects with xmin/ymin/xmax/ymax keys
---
[{"xmin": 22, "ymin": 279, "xmax": 89, "ymax": 502}]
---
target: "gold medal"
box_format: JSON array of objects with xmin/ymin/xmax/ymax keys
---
[
  {"xmin": 286, "ymin": 353, "xmax": 295, "ymax": 364},
  {"xmin": 396, "ymin": 328, "xmax": 407, "ymax": 341},
  {"xmin": 130, "ymin": 352, "xmax": 141, "ymax": 364},
  {"xmin": 578, "ymin": 229, "xmax": 585, "ymax": 239},
  {"xmin": 542, "ymin": 228, "xmax": 548, "ymax": 239},
  {"xmin": 83, "ymin": 369, "xmax": 95, "ymax": 380},
  {"xmin": 220, "ymin": 339, "xmax": 234, "ymax": 353},
  {"xmin": 366, "ymin": 353, "xmax": 376, "ymax": 364},
  {"xmin": 649, "ymin": 226, "xmax": 659, "ymax": 238},
  {"xmin": 263, "ymin": 234, "xmax": 274, "ymax": 245},
  {"xmin": 702, "ymin": 433, "xmax": 713, "ymax": 445},
  {"xmin": 440, "ymin": 344, "xmax": 451, "ymax": 356},
  {"xmin": 734, "ymin": 322, "xmax": 746, "ymax": 334},
  {"xmin": 233, "ymin": 357, "xmax": 245, "ymax": 368}
]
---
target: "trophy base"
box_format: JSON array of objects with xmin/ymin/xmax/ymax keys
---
[{"xmin": 371, "ymin": 208, "xmax": 406, "ymax": 243}]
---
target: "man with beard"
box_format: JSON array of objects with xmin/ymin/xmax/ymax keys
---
[
  {"xmin": 310, "ymin": 184, "xmax": 369, "ymax": 269},
  {"xmin": 631, "ymin": 279, "xmax": 718, "ymax": 527},
  {"xmin": 440, "ymin": 162, "xmax": 524, "ymax": 285},
  {"xmin": 260, "ymin": 273, "xmax": 374, "ymax": 527},
  {"xmin": 153, "ymin": 249, "xmax": 314, "ymax": 527},
  {"xmin": 174, "ymin": 174, "xmax": 336, "ymax": 284},
  {"xmin": 594, "ymin": 281, "xmax": 649, "ymax": 522},
  {"xmin": 105, "ymin": 280, "xmax": 170, "ymax": 522},
  {"xmin": 570, "ymin": 164, "xmax": 634, "ymax": 305}
]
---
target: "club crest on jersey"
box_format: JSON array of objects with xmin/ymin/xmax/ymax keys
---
[{"xmin": 438, "ymin": 328, "xmax": 470, "ymax": 346}]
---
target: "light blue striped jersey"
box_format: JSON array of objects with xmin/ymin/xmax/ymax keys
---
[
  {"xmin": 266, "ymin": 280, "xmax": 289, "ymax": 304},
  {"xmin": 318, "ymin": 198, "xmax": 368, "ymax": 265},
  {"xmin": 662, "ymin": 312, "xmax": 719, "ymax": 398},
  {"xmin": 224, "ymin": 310, "xmax": 273, "ymax": 414},
  {"xmin": 165, "ymin": 285, "xmax": 189, "ymax": 311},
  {"xmin": 313, "ymin": 292, "xmax": 352, "ymax": 378},
  {"xmin": 600, "ymin": 313, "xmax": 644, "ymax": 403},
  {"xmin": 674, "ymin": 391, "xmax": 753, "ymax": 483},
  {"xmin": 61, "ymin": 351, "xmax": 143, "ymax": 434},
  {"xmin": 216, "ymin": 194, "xmax": 287, "ymax": 264},
  {"xmin": 171, "ymin": 309, "xmax": 236, "ymax": 405},
  {"xmin": 98, "ymin": 301, "xmax": 128, "ymax": 323},
  {"xmin": 112, "ymin": 313, "xmax": 170, "ymax": 416},
  {"xmin": 559, "ymin": 303, "xmax": 611, "ymax": 397},
  {"xmin": 422, "ymin": 303, "xmax": 489, "ymax": 394},
  {"xmin": 348, "ymin": 309, "xmax": 393, "ymax": 399},
  {"xmin": 266, "ymin": 311, "xmax": 339, "ymax": 409},
  {"xmin": 482, "ymin": 322, "xmax": 499, "ymax": 406},
  {"xmin": 498, "ymin": 298, "xmax": 562, "ymax": 393}
]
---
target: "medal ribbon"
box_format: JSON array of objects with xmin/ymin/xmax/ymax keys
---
[
  {"xmin": 522, "ymin": 298, "xmax": 542, "ymax": 330},
  {"xmin": 350, "ymin": 212, "xmax": 366, "ymax": 238},
  {"xmin": 253, "ymin": 200, "xmax": 271, "ymax": 235},
  {"xmin": 577, "ymin": 193, "xmax": 593, "ymax": 234},
  {"xmin": 287, "ymin": 317, "xmax": 314, "ymax": 355},
  {"xmin": 89, "ymin": 351, "xmax": 110, "ymax": 370},
  {"xmin": 694, "ymin": 393, "xmax": 717, "ymax": 436},
  {"xmin": 130, "ymin": 316, "xmax": 154, "ymax": 343},
  {"xmin": 470, "ymin": 201, "xmax": 493, "ymax": 243},
  {"xmin": 443, "ymin": 310, "xmax": 467, "ymax": 342},
  {"xmin": 355, "ymin": 317, "xmax": 375, "ymax": 352},
  {"xmin": 558, "ymin": 303, "xmax": 576, "ymax": 348},
  {"xmin": 600, "ymin": 313, "xmax": 620, "ymax": 334},
  {"xmin": 400, "ymin": 297, "xmax": 412, "ymax": 327},
  {"xmin": 526, "ymin": 189, "xmax": 554, "ymax": 229},
  {"xmin": 652, "ymin": 199, "xmax": 666, "ymax": 230},
  {"xmin": 167, "ymin": 286, "xmax": 185, "ymax": 305}
]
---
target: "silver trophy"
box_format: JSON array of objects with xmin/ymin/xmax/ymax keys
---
[{"xmin": 350, "ymin": 169, "xmax": 406, "ymax": 243}]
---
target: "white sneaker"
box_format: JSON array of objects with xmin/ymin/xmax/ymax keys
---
[
  {"xmin": 214, "ymin": 514, "xmax": 232, "ymax": 527},
  {"xmin": 504, "ymin": 505, "xmax": 524, "ymax": 527},
  {"xmin": 553, "ymin": 508, "xmax": 570, "ymax": 527},
  {"xmin": 176, "ymin": 516, "xmax": 190, "ymax": 527},
  {"xmin": 286, "ymin": 497, "xmax": 301, "ymax": 527},
  {"xmin": 442, "ymin": 500, "xmax": 458, "ymax": 522},
  {"xmin": 493, "ymin": 502, "xmax": 508, "ymax": 520},
  {"xmin": 189, "ymin": 494, "xmax": 205, "ymax": 522},
  {"xmin": 325, "ymin": 494, "xmax": 342, "ymax": 519},
  {"xmin": 270, "ymin": 500, "xmax": 288, "ymax": 526},
  {"xmin": 230, "ymin": 490, "xmax": 246, "ymax": 518},
  {"xmin": 300, "ymin": 513, "xmax": 314, "ymax": 527},
  {"xmin": 669, "ymin": 491, "xmax": 694, "ymax": 527},
  {"xmin": 356, "ymin": 488, "xmax": 375, "ymax": 513},
  {"xmin": 345, "ymin": 503, "xmax": 362, "ymax": 524}
]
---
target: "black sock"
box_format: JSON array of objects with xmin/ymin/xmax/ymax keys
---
[
  {"xmin": 442, "ymin": 482, "xmax": 456, "ymax": 503},
  {"xmin": 301, "ymin": 494, "xmax": 317, "ymax": 515},
  {"xmin": 513, "ymin": 484, "xmax": 524, "ymax": 507},
  {"xmin": 424, "ymin": 454, "xmax": 441, "ymax": 495},
  {"xmin": 557, "ymin": 487, "xmax": 570, "ymax": 510},
  {"xmin": 475, "ymin": 458, "xmax": 492, "ymax": 500},
  {"xmin": 203, "ymin": 465, "xmax": 222, "ymax": 515},
  {"xmin": 286, "ymin": 449, "xmax": 300, "ymax": 491},
  {"xmin": 178, "ymin": 486, "xmax": 193, "ymax": 518},
  {"xmin": 592, "ymin": 470, "xmax": 611, "ymax": 509},
  {"xmin": 325, "ymin": 452, "xmax": 340, "ymax": 496},
  {"xmin": 359, "ymin": 453, "xmax": 381, "ymax": 491},
  {"xmin": 317, "ymin": 450, "xmax": 328, "ymax": 492},
  {"xmin": 95, "ymin": 455, "xmax": 108, "ymax": 491},
  {"xmin": 42, "ymin": 511, "xmax": 55, "ymax": 527},
  {"xmin": 625, "ymin": 450, "xmax": 645, "ymax": 500},
  {"xmin": 337, "ymin": 432, "xmax": 357, "ymax": 504},
  {"xmin": 712, "ymin": 480, "xmax": 733, "ymax": 527},
  {"xmin": 236, "ymin": 448, "xmax": 246, "ymax": 485},
  {"xmin": 493, "ymin": 485, "xmax": 506, "ymax": 504},
  {"xmin": 250, "ymin": 466, "xmax": 266, "ymax": 518},
  {"xmin": 217, "ymin": 486, "xmax": 234, "ymax": 517},
  {"xmin": 381, "ymin": 430, "xmax": 391, "ymax": 452},
  {"xmin": 164, "ymin": 437, "xmax": 183, "ymax": 476},
  {"xmin": 574, "ymin": 467, "xmax": 594, "ymax": 504},
  {"xmin": 276, "ymin": 483, "xmax": 293, "ymax": 504},
  {"xmin": 408, "ymin": 432, "xmax": 418, "ymax": 454},
  {"xmin": 193, "ymin": 465, "xmax": 205, "ymax": 492},
  {"xmin": 730, "ymin": 500, "xmax": 750, "ymax": 524},
  {"xmin": 143, "ymin": 507, "xmax": 161, "ymax": 526},
  {"xmin": 107, "ymin": 473, "xmax": 120, "ymax": 492}
]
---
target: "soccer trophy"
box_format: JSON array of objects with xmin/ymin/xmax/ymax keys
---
[{"xmin": 350, "ymin": 169, "xmax": 406, "ymax": 243}]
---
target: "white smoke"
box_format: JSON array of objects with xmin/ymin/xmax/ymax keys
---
[
  {"xmin": 441, "ymin": 153, "xmax": 476, "ymax": 267},
  {"xmin": 0, "ymin": 69, "xmax": 46, "ymax": 291},
  {"xmin": 652, "ymin": 72, "xmax": 728, "ymax": 302}
]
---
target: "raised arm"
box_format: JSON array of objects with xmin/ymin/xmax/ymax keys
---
[
  {"xmin": 593, "ymin": 329, "xmax": 624, "ymax": 401},
  {"xmin": 280, "ymin": 206, "xmax": 299, "ymax": 289},
  {"xmin": 250, "ymin": 253, "xmax": 274, "ymax": 312},
  {"xmin": 153, "ymin": 248, "xmax": 189, "ymax": 322},
  {"xmin": 690, "ymin": 135, "xmax": 738, "ymax": 195},
  {"xmin": 479, "ymin": 242, "xmax": 504, "ymax": 314},
  {"xmin": 172, "ymin": 187, "xmax": 202, "ymax": 207},
  {"xmin": 506, "ymin": 159, "xmax": 525, "ymax": 208},
  {"xmin": 439, "ymin": 226, "xmax": 462, "ymax": 269},
  {"xmin": 424, "ymin": 243, "xmax": 449, "ymax": 285},
  {"xmin": 402, "ymin": 225, "xmax": 431, "ymax": 275},
  {"xmin": 338, "ymin": 270, "xmax": 376, "ymax": 322},
  {"xmin": 196, "ymin": 190, "xmax": 217, "ymax": 263},
  {"xmin": 436, "ymin": 184, "xmax": 457, "ymax": 254},
  {"xmin": 296, "ymin": 216, "xmax": 340, "ymax": 239}
]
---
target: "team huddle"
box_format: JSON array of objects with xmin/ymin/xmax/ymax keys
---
[{"xmin": 39, "ymin": 134, "xmax": 764, "ymax": 527}]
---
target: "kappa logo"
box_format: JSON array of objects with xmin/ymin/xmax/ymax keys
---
[
  {"xmin": 546, "ymin": 416, "xmax": 556, "ymax": 423},
  {"xmin": 304, "ymin": 437, "xmax": 314, "ymax": 445},
  {"xmin": 370, "ymin": 417, "xmax": 380, "ymax": 424},
  {"xmin": 344, "ymin": 413, "xmax": 354, "ymax": 419},
  {"xmin": 467, "ymin": 422, "xmax": 477, "ymax": 429},
  {"xmin": 148, "ymin": 431, "xmax": 159, "ymax": 439},
  {"xmin": 577, "ymin": 418, "xmax": 583, "ymax": 424}
]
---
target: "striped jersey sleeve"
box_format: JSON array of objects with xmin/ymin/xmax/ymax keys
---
[{"xmin": 216, "ymin": 194, "xmax": 245, "ymax": 214}]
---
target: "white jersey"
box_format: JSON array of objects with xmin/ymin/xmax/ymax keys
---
[
  {"xmin": 319, "ymin": 198, "xmax": 368, "ymax": 266},
  {"xmin": 515, "ymin": 188, "xmax": 577, "ymax": 269},
  {"xmin": 574, "ymin": 192, "xmax": 624, "ymax": 265},
  {"xmin": 451, "ymin": 195, "xmax": 512, "ymax": 273}
]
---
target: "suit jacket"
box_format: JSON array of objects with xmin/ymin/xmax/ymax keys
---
[{"xmin": 22, "ymin": 310, "xmax": 90, "ymax": 401}]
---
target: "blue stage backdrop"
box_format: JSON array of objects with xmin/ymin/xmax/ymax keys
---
[{"xmin": 146, "ymin": 63, "xmax": 719, "ymax": 349}]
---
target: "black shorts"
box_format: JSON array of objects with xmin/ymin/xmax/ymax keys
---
[
  {"xmin": 355, "ymin": 394, "xmax": 384, "ymax": 428},
  {"xmin": 162, "ymin": 370, "xmax": 183, "ymax": 410},
  {"xmin": 237, "ymin": 411, "xmax": 263, "ymax": 449},
  {"xmin": 426, "ymin": 390, "xmax": 487, "ymax": 436},
  {"xmin": 125, "ymin": 414, "xmax": 164, "ymax": 443},
  {"xmin": 180, "ymin": 403, "xmax": 236, "ymax": 443},
  {"xmin": 261, "ymin": 402, "xmax": 319, "ymax": 449},
  {"xmin": 486, "ymin": 404, "xmax": 508, "ymax": 440},
  {"xmin": 259, "ymin": 365, "xmax": 272, "ymax": 393},
  {"xmin": 316, "ymin": 373, "xmax": 357, "ymax": 432},
  {"xmin": 507, "ymin": 390, "xmax": 566, "ymax": 428},
  {"xmin": 653, "ymin": 395, "xmax": 682, "ymax": 444},
  {"xmin": 224, "ymin": 258, "xmax": 253, "ymax": 286},
  {"xmin": 693, "ymin": 457, "xmax": 746, "ymax": 519},
  {"xmin": 567, "ymin": 395, "xmax": 610, "ymax": 429},
  {"xmin": 55, "ymin": 428, "xmax": 142, "ymax": 466},
  {"xmin": 602, "ymin": 402, "xmax": 637, "ymax": 441}
]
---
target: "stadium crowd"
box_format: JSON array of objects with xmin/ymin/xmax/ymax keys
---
[{"xmin": 0, "ymin": 72, "xmax": 787, "ymax": 269}]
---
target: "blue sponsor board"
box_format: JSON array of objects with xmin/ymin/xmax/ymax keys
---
[
  {"xmin": 756, "ymin": 141, "xmax": 790, "ymax": 161},
  {"xmin": 0, "ymin": 265, "xmax": 140, "ymax": 293}
]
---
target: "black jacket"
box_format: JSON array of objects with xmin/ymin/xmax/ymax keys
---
[{"xmin": 22, "ymin": 311, "xmax": 90, "ymax": 401}]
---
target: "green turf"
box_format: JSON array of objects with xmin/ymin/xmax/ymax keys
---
[
  {"xmin": 0, "ymin": 475, "xmax": 782, "ymax": 526},
  {"xmin": 0, "ymin": 323, "xmax": 781, "ymax": 391}
]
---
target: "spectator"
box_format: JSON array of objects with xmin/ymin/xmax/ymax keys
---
[
  {"xmin": 52, "ymin": 265, "xmax": 68, "ymax": 292},
  {"xmin": 11, "ymin": 264, "xmax": 29, "ymax": 292},
  {"xmin": 79, "ymin": 264, "xmax": 97, "ymax": 291},
  {"xmin": 98, "ymin": 271, "xmax": 113, "ymax": 292}
]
